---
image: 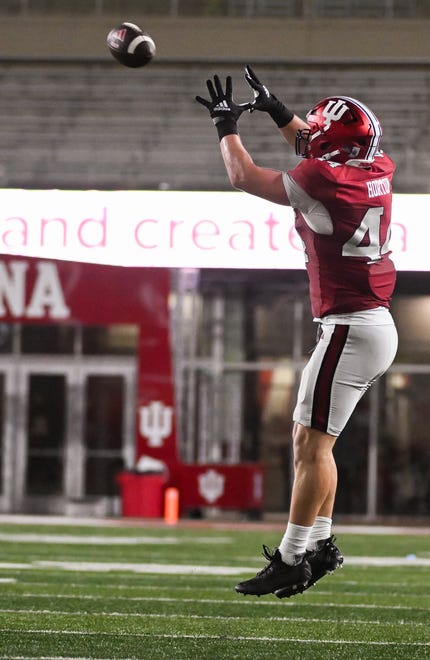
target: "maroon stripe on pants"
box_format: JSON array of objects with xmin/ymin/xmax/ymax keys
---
[{"xmin": 311, "ymin": 324, "xmax": 350, "ymax": 433}]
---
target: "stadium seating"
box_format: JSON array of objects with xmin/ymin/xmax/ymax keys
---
[
  {"xmin": 0, "ymin": 61, "xmax": 428, "ymax": 192},
  {"xmin": 0, "ymin": 1, "xmax": 425, "ymax": 19}
]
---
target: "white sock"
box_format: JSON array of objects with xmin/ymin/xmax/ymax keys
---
[
  {"xmin": 306, "ymin": 516, "xmax": 332, "ymax": 551},
  {"xmin": 278, "ymin": 522, "xmax": 312, "ymax": 565}
]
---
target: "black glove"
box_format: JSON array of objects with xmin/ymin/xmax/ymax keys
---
[
  {"xmin": 244, "ymin": 65, "xmax": 294, "ymax": 128},
  {"xmin": 195, "ymin": 74, "xmax": 251, "ymax": 141}
]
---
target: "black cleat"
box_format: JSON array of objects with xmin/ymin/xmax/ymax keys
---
[
  {"xmin": 305, "ymin": 535, "xmax": 344, "ymax": 589},
  {"xmin": 235, "ymin": 545, "xmax": 311, "ymax": 598}
]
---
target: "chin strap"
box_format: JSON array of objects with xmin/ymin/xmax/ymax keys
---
[
  {"xmin": 345, "ymin": 158, "xmax": 374, "ymax": 168},
  {"xmin": 320, "ymin": 149, "xmax": 341, "ymax": 161}
]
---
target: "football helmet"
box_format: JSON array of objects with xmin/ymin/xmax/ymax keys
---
[{"xmin": 296, "ymin": 96, "xmax": 382, "ymax": 163}]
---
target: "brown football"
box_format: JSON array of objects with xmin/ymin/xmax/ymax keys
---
[{"xmin": 107, "ymin": 22, "xmax": 156, "ymax": 68}]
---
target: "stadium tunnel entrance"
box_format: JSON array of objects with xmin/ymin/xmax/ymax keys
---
[{"xmin": 0, "ymin": 355, "xmax": 136, "ymax": 515}]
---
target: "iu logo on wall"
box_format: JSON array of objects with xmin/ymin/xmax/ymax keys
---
[
  {"xmin": 198, "ymin": 469, "xmax": 225, "ymax": 504},
  {"xmin": 138, "ymin": 401, "xmax": 173, "ymax": 448}
]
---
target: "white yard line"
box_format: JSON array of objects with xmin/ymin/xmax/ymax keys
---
[
  {"xmin": 0, "ymin": 629, "xmax": 428, "ymax": 648},
  {"xmin": 347, "ymin": 556, "xmax": 430, "ymax": 566},
  {"xmin": 0, "ymin": 555, "xmax": 429, "ymax": 575},
  {"xmin": 0, "ymin": 561, "xmax": 251, "ymax": 575},
  {"xmin": 0, "ymin": 514, "xmax": 429, "ymax": 536},
  {"xmin": 0, "ymin": 608, "xmax": 428, "ymax": 627},
  {"xmin": 3, "ymin": 581, "xmax": 426, "ymax": 598},
  {"xmin": 335, "ymin": 524, "xmax": 430, "ymax": 536},
  {"xmin": 8, "ymin": 594, "xmax": 430, "ymax": 612},
  {"xmin": 0, "ymin": 532, "xmax": 230, "ymax": 545}
]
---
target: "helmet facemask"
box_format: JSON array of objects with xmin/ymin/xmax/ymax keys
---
[{"xmin": 295, "ymin": 128, "xmax": 312, "ymax": 158}]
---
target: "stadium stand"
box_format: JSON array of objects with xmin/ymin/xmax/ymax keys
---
[
  {"xmin": 0, "ymin": 1, "xmax": 428, "ymax": 192},
  {"xmin": 0, "ymin": 61, "xmax": 428, "ymax": 192},
  {"xmin": 0, "ymin": 1, "xmax": 427, "ymax": 19}
]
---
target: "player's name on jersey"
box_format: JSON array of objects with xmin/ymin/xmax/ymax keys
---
[{"xmin": 367, "ymin": 177, "xmax": 391, "ymax": 199}]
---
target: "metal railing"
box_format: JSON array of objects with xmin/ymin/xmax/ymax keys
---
[{"xmin": 2, "ymin": 1, "xmax": 426, "ymax": 19}]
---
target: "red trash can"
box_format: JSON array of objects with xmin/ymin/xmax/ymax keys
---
[{"xmin": 117, "ymin": 472, "xmax": 166, "ymax": 517}]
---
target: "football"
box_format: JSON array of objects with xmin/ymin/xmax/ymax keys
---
[{"xmin": 106, "ymin": 22, "xmax": 156, "ymax": 68}]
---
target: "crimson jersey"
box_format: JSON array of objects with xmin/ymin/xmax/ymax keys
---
[{"xmin": 283, "ymin": 152, "xmax": 396, "ymax": 318}]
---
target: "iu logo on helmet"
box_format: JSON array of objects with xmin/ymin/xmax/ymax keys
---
[{"xmin": 322, "ymin": 99, "xmax": 349, "ymax": 130}]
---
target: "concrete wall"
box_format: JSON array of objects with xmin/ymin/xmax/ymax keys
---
[{"xmin": 0, "ymin": 15, "xmax": 429, "ymax": 62}]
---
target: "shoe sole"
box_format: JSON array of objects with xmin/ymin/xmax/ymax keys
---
[
  {"xmin": 235, "ymin": 582, "xmax": 305, "ymax": 597},
  {"xmin": 235, "ymin": 577, "xmax": 310, "ymax": 598},
  {"xmin": 274, "ymin": 581, "xmax": 309, "ymax": 599},
  {"xmin": 275, "ymin": 557, "xmax": 344, "ymax": 598},
  {"xmin": 235, "ymin": 589, "xmax": 271, "ymax": 597},
  {"xmin": 236, "ymin": 568, "xmax": 340, "ymax": 599}
]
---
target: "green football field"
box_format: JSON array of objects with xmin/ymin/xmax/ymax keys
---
[{"xmin": 0, "ymin": 518, "xmax": 429, "ymax": 659}]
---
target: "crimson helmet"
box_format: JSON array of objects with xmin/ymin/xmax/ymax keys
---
[{"xmin": 295, "ymin": 96, "xmax": 382, "ymax": 163}]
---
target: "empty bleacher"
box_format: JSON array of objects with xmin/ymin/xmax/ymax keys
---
[
  {"xmin": 0, "ymin": 61, "xmax": 428, "ymax": 192},
  {"xmin": 0, "ymin": 1, "xmax": 428, "ymax": 19}
]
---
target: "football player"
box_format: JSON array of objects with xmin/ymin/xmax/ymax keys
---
[{"xmin": 196, "ymin": 67, "xmax": 398, "ymax": 598}]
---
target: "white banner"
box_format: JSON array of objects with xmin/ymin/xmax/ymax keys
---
[{"xmin": 0, "ymin": 189, "xmax": 428, "ymax": 271}]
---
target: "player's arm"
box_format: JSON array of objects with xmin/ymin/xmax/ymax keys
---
[
  {"xmin": 196, "ymin": 74, "xmax": 289, "ymax": 205},
  {"xmin": 220, "ymin": 134, "xmax": 289, "ymax": 205},
  {"xmin": 278, "ymin": 115, "xmax": 310, "ymax": 148},
  {"xmin": 244, "ymin": 65, "xmax": 309, "ymax": 147}
]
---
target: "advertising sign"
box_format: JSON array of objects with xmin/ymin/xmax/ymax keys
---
[{"xmin": 0, "ymin": 189, "xmax": 428, "ymax": 271}]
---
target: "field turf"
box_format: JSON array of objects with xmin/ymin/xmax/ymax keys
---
[{"xmin": 0, "ymin": 519, "xmax": 429, "ymax": 659}]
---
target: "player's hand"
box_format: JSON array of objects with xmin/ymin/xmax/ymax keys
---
[
  {"xmin": 244, "ymin": 65, "xmax": 274, "ymax": 113},
  {"xmin": 244, "ymin": 65, "xmax": 294, "ymax": 128},
  {"xmin": 196, "ymin": 75, "xmax": 251, "ymax": 139}
]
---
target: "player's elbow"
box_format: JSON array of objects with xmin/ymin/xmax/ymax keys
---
[
  {"xmin": 228, "ymin": 161, "xmax": 257, "ymax": 192},
  {"xmin": 228, "ymin": 169, "xmax": 247, "ymax": 191}
]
